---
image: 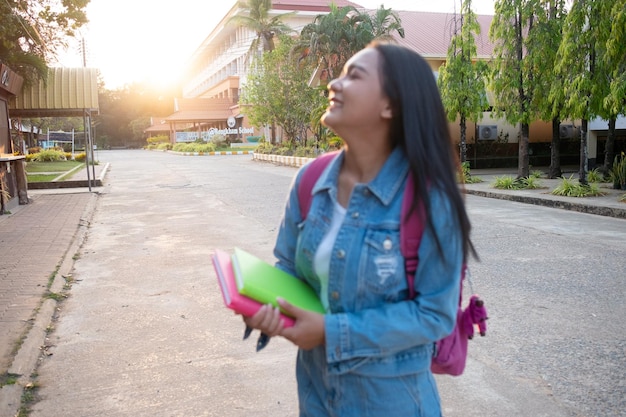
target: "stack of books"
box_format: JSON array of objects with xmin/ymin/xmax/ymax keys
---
[{"xmin": 211, "ymin": 247, "xmax": 324, "ymax": 327}]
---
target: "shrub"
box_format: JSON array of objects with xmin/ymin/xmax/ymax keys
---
[
  {"xmin": 146, "ymin": 135, "xmax": 170, "ymax": 145},
  {"xmin": 209, "ymin": 134, "xmax": 227, "ymax": 148},
  {"xmin": 586, "ymin": 168, "xmax": 606, "ymax": 183},
  {"xmin": 254, "ymin": 141, "xmax": 275, "ymax": 154},
  {"xmin": 459, "ymin": 161, "xmax": 483, "ymax": 184},
  {"xmin": 552, "ymin": 175, "xmax": 606, "ymax": 197},
  {"xmin": 157, "ymin": 143, "xmax": 172, "ymax": 151},
  {"xmin": 521, "ymin": 176, "xmax": 542, "ymax": 189},
  {"xmin": 492, "ymin": 175, "xmax": 517, "ymax": 189},
  {"xmin": 74, "ymin": 152, "xmax": 87, "ymax": 162},
  {"xmin": 34, "ymin": 149, "xmax": 67, "ymax": 162}
]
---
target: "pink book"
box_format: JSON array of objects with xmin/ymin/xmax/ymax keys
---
[{"xmin": 211, "ymin": 249, "xmax": 295, "ymax": 328}]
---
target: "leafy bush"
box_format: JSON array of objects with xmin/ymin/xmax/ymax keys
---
[
  {"xmin": 492, "ymin": 175, "xmax": 518, "ymax": 189},
  {"xmin": 146, "ymin": 135, "xmax": 170, "ymax": 145},
  {"xmin": 172, "ymin": 143, "xmax": 195, "ymax": 152},
  {"xmin": 530, "ymin": 170, "xmax": 544, "ymax": 179},
  {"xmin": 157, "ymin": 143, "xmax": 172, "ymax": 151},
  {"xmin": 492, "ymin": 175, "xmax": 542, "ymax": 190},
  {"xmin": 74, "ymin": 152, "xmax": 87, "ymax": 162},
  {"xmin": 171, "ymin": 142, "xmax": 216, "ymax": 153},
  {"xmin": 209, "ymin": 134, "xmax": 227, "ymax": 148},
  {"xmin": 34, "ymin": 149, "xmax": 67, "ymax": 162},
  {"xmin": 459, "ymin": 161, "xmax": 483, "ymax": 184},
  {"xmin": 521, "ymin": 176, "xmax": 542, "ymax": 189},
  {"xmin": 586, "ymin": 168, "xmax": 606, "ymax": 183},
  {"xmin": 551, "ymin": 175, "xmax": 606, "ymax": 197},
  {"xmin": 254, "ymin": 141, "xmax": 276, "ymax": 154}
]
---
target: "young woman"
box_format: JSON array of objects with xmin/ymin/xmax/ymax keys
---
[{"xmin": 244, "ymin": 42, "xmax": 475, "ymax": 416}]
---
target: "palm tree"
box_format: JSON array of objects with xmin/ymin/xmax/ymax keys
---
[
  {"xmin": 228, "ymin": 0, "xmax": 294, "ymax": 55},
  {"xmin": 297, "ymin": 4, "xmax": 405, "ymax": 83},
  {"xmin": 362, "ymin": 6, "xmax": 405, "ymax": 42}
]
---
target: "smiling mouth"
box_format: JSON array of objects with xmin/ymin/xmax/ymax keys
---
[{"xmin": 328, "ymin": 98, "xmax": 342, "ymax": 108}]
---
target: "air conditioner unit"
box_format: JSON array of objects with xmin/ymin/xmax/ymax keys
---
[
  {"xmin": 559, "ymin": 124, "xmax": 576, "ymax": 139},
  {"xmin": 478, "ymin": 125, "xmax": 498, "ymax": 140}
]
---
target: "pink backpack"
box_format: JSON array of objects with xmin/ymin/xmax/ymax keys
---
[{"xmin": 297, "ymin": 151, "xmax": 487, "ymax": 376}]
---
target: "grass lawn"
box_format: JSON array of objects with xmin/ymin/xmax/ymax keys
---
[
  {"xmin": 27, "ymin": 174, "xmax": 61, "ymax": 182},
  {"xmin": 26, "ymin": 161, "xmax": 83, "ymax": 173}
]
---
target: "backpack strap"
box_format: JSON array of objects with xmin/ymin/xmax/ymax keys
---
[
  {"xmin": 399, "ymin": 175, "xmax": 425, "ymax": 299},
  {"xmin": 297, "ymin": 151, "xmax": 339, "ymax": 220}
]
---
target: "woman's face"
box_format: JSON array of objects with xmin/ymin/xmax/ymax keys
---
[{"xmin": 321, "ymin": 48, "xmax": 391, "ymax": 134}]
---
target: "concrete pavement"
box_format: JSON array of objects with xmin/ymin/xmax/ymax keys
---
[{"xmin": 0, "ymin": 153, "xmax": 624, "ymax": 416}]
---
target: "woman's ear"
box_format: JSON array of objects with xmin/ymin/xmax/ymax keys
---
[{"xmin": 381, "ymin": 102, "xmax": 392, "ymax": 120}]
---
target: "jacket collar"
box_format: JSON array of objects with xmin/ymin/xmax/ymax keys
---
[{"xmin": 314, "ymin": 147, "xmax": 409, "ymax": 206}]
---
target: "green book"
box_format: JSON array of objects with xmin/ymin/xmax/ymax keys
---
[{"xmin": 231, "ymin": 247, "xmax": 325, "ymax": 315}]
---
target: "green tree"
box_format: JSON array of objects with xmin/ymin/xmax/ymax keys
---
[
  {"xmin": 489, "ymin": 0, "xmax": 538, "ymax": 178},
  {"xmin": 529, "ymin": 0, "xmax": 567, "ymax": 178},
  {"xmin": 96, "ymin": 82, "xmax": 175, "ymax": 149},
  {"xmin": 599, "ymin": 0, "xmax": 625, "ymax": 174},
  {"xmin": 241, "ymin": 36, "xmax": 326, "ymax": 146},
  {"xmin": 438, "ymin": 0, "xmax": 488, "ymax": 163},
  {"xmin": 554, "ymin": 0, "xmax": 619, "ymax": 183},
  {"xmin": 0, "ymin": 0, "xmax": 89, "ymax": 85}
]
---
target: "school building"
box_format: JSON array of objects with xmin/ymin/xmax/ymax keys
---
[{"xmin": 146, "ymin": 0, "xmax": 625, "ymax": 168}]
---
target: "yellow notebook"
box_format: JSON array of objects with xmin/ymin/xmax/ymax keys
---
[{"xmin": 231, "ymin": 247, "xmax": 325, "ymax": 315}]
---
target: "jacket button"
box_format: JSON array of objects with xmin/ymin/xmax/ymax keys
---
[
  {"xmin": 351, "ymin": 212, "xmax": 359, "ymax": 219},
  {"xmin": 337, "ymin": 249, "xmax": 346, "ymax": 258},
  {"xmin": 331, "ymin": 291, "xmax": 339, "ymax": 300}
]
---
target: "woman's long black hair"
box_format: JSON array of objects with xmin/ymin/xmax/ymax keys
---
[{"xmin": 373, "ymin": 42, "xmax": 477, "ymax": 261}]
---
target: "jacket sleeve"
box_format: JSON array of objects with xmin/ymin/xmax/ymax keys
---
[{"xmin": 272, "ymin": 166, "xmax": 306, "ymax": 277}]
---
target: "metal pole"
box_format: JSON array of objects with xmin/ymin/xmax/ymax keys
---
[{"xmin": 84, "ymin": 110, "xmax": 92, "ymax": 192}]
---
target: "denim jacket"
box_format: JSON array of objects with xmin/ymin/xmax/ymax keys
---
[{"xmin": 273, "ymin": 148, "xmax": 463, "ymax": 416}]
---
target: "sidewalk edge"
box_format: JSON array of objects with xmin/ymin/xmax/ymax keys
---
[{"xmin": 0, "ymin": 192, "xmax": 99, "ymax": 416}]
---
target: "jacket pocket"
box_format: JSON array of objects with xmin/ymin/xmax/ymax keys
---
[{"xmin": 359, "ymin": 230, "xmax": 404, "ymax": 296}]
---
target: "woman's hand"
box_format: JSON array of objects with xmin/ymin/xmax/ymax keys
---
[
  {"xmin": 243, "ymin": 304, "xmax": 285, "ymax": 337},
  {"xmin": 278, "ymin": 298, "xmax": 325, "ymax": 350}
]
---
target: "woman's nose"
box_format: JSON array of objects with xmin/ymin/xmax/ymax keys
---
[{"xmin": 328, "ymin": 78, "xmax": 340, "ymax": 91}]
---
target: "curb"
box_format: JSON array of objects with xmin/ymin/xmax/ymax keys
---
[
  {"xmin": 252, "ymin": 153, "xmax": 313, "ymax": 167},
  {"xmin": 169, "ymin": 150, "xmax": 254, "ymax": 156},
  {"xmin": 464, "ymin": 188, "xmax": 626, "ymax": 219},
  {"xmin": 0, "ymin": 193, "xmax": 99, "ymax": 416}
]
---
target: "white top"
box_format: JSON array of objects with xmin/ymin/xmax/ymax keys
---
[{"xmin": 313, "ymin": 201, "xmax": 346, "ymax": 311}]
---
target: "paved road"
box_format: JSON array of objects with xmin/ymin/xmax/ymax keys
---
[{"xmin": 23, "ymin": 150, "xmax": 626, "ymax": 416}]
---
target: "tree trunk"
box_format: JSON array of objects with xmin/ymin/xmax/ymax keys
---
[
  {"xmin": 518, "ymin": 123, "xmax": 530, "ymax": 178},
  {"xmin": 459, "ymin": 115, "xmax": 467, "ymax": 163},
  {"xmin": 602, "ymin": 118, "xmax": 616, "ymax": 176},
  {"xmin": 549, "ymin": 118, "xmax": 562, "ymax": 178},
  {"xmin": 579, "ymin": 119, "xmax": 588, "ymax": 185}
]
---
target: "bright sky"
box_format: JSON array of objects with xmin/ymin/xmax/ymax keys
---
[{"xmin": 57, "ymin": 0, "xmax": 495, "ymax": 91}]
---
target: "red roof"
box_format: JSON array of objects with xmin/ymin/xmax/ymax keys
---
[
  {"xmin": 392, "ymin": 11, "xmax": 494, "ymax": 58},
  {"xmin": 272, "ymin": 0, "xmax": 363, "ymax": 12}
]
